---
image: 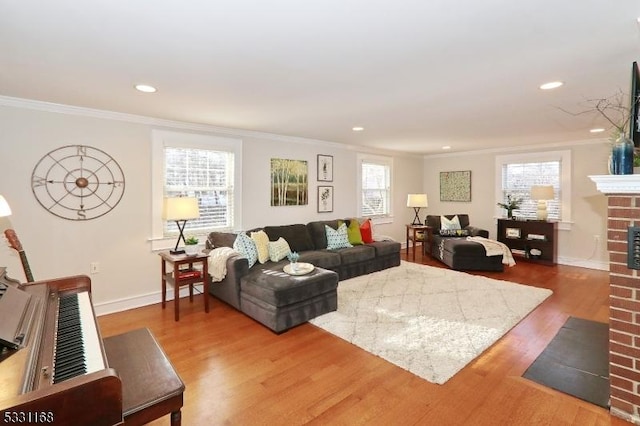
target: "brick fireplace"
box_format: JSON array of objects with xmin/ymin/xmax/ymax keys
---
[{"xmin": 591, "ymin": 174, "xmax": 640, "ymax": 423}]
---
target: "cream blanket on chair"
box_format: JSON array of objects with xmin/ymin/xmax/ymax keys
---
[
  {"xmin": 207, "ymin": 247, "xmax": 239, "ymax": 282},
  {"xmin": 466, "ymin": 236, "xmax": 516, "ymax": 267}
]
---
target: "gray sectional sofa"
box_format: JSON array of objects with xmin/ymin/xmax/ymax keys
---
[{"xmin": 205, "ymin": 219, "xmax": 401, "ymax": 333}]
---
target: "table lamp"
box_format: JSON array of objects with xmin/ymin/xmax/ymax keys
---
[
  {"xmin": 407, "ymin": 194, "xmax": 428, "ymax": 225},
  {"xmin": 530, "ymin": 185, "xmax": 554, "ymax": 221},
  {"xmin": 162, "ymin": 197, "xmax": 200, "ymax": 255}
]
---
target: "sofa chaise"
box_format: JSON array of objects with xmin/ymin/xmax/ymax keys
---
[
  {"xmin": 205, "ymin": 219, "xmax": 401, "ymax": 333},
  {"xmin": 426, "ymin": 214, "xmax": 504, "ymax": 272}
]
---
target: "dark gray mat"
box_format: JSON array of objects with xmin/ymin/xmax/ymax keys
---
[{"xmin": 523, "ymin": 317, "xmax": 609, "ymax": 408}]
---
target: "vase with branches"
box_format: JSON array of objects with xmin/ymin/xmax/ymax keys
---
[{"xmin": 561, "ymin": 90, "xmax": 639, "ymax": 173}]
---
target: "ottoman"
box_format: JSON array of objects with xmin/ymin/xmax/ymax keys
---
[
  {"xmin": 432, "ymin": 237, "xmax": 504, "ymax": 271},
  {"xmin": 240, "ymin": 264, "xmax": 339, "ymax": 333}
]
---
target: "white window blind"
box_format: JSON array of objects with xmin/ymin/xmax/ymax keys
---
[
  {"xmin": 501, "ymin": 161, "xmax": 561, "ymax": 220},
  {"xmin": 360, "ymin": 159, "xmax": 391, "ymax": 217},
  {"xmin": 164, "ymin": 147, "xmax": 234, "ymax": 236}
]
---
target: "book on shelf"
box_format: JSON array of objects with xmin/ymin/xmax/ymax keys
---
[
  {"xmin": 526, "ymin": 233, "xmax": 547, "ymax": 241},
  {"xmin": 176, "ymin": 268, "xmax": 202, "ymax": 279}
]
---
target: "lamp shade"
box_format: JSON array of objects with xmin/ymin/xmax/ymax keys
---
[
  {"xmin": 162, "ymin": 197, "xmax": 200, "ymax": 221},
  {"xmin": 407, "ymin": 194, "xmax": 428, "ymax": 208},
  {"xmin": 530, "ymin": 185, "xmax": 554, "ymax": 201},
  {"xmin": 0, "ymin": 195, "xmax": 12, "ymax": 217}
]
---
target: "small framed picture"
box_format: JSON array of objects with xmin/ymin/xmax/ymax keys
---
[
  {"xmin": 505, "ymin": 228, "xmax": 521, "ymax": 239},
  {"xmin": 317, "ymin": 154, "xmax": 333, "ymax": 182},
  {"xmin": 318, "ymin": 186, "xmax": 333, "ymax": 213}
]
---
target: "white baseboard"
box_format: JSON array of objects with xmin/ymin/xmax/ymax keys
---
[
  {"xmin": 557, "ymin": 256, "xmax": 608, "ymax": 271},
  {"xmin": 94, "ymin": 284, "xmax": 204, "ymax": 316}
]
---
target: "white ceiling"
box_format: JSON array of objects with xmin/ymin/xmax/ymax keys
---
[{"xmin": 1, "ymin": 1, "xmax": 639, "ymax": 155}]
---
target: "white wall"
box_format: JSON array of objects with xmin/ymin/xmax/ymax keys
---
[
  {"xmin": 0, "ymin": 100, "xmax": 423, "ymax": 314},
  {"xmin": 423, "ymin": 142, "xmax": 611, "ymax": 269}
]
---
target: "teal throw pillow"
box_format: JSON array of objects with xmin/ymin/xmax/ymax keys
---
[
  {"xmin": 233, "ymin": 232, "xmax": 258, "ymax": 267},
  {"xmin": 325, "ymin": 224, "xmax": 353, "ymax": 250}
]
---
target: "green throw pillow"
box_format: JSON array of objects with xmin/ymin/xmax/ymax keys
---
[{"xmin": 346, "ymin": 219, "xmax": 363, "ymax": 245}]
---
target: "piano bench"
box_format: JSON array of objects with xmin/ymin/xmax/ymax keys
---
[{"xmin": 104, "ymin": 328, "xmax": 185, "ymax": 425}]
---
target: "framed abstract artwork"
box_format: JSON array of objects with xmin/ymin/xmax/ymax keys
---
[
  {"xmin": 317, "ymin": 154, "xmax": 333, "ymax": 182},
  {"xmin": 317, "ymin": 186, "xmax": 333, "ymax": 213},
  {"xmin": 440, "ymin": 170, "xmax": 471, "ymax": 202}
]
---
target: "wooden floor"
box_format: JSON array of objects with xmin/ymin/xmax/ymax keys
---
[{"xmin": 98, "ymin": 251, "xmax": 631, "ymax": 426}]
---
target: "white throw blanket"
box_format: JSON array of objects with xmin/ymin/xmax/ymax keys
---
[
  {"xmin": 208, "ymin": 247, "xmax": 239, "ymax": 282},
  {"xmin": 466, "ymin": 236, "xmax": 516, "ymax": 267}
]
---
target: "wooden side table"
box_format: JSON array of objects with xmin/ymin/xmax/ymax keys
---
[
  {"xmin": 159, "ymin": 251, "xmax": 209, "ymax": 321},
  {"xmin": 405, "ymin": 224, "xmax": 431, "ymax": 261}
]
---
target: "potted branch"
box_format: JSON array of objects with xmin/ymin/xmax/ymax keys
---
[
  {"xmin": 497, "ymin": 194, "xmax": 522, "ymax": 219},
  {"xmin": 184, "ymin": 236, "xmax": 199, "ymax": 256},
  {"xmin": 561, "ymin": 90, "xmax": 637, "ymax": 174}
]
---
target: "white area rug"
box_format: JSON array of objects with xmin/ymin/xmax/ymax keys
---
[{"xmin": 310, "ymin": 261, "xmax": 552, "ymax": 384}]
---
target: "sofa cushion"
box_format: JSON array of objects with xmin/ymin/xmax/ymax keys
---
[
  {"xmin": 438, "ymin": 237, "xmax": 488, "ymax": 256},
  {"xmin": 306, "ymin": 220, "xmax": 341, "ymax": 249},
  {"xmin": 297, "ymin": 250, "xmax": 342, "ymax": 269},
  {"xmin": 233, "ymin": 233, "xmax": 258, "ymax": 267},
  {"xmin": 326, "ymin": 224, "xmax": 353, "ymax": 249},
  {"xmin": 336, "ymin": 245, "xmax": 376, "ymax": 264},
  {"xmin": 263, "ymin": 224, "xmax": 315, "ymax": 253},
  {"xmin": 367, "ymin": 240, "xmax": 401, "ymax": 257},
  {"xmin": 241, "ymin": 267, "xmax": 338, "ymax": 307},
  {"xmin": 268, "ymin": 237, "xmax": 291, "ymax": 262},
  {"xmin": 207, "ymin": 231, "xmax": 237, "ymax": 249}
]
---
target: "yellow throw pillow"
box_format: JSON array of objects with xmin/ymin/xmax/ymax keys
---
[{"xmin": 250, "ymin": 230, "xmax": 270, "ymax": 264}]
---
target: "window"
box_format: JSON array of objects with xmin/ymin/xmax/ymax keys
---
[
  {"xmin": 357, "ymin": 154, "xmax": 393, "ymax": 218},
  {"xmin": 152, "ymin": 130, "xmax": 242, "ymax": 250},
  {"xmin": 495, "ymin": 150, "xmax": 571, "ymax": 225},
  {"xmin": 164, "ymin": 147, "xmax": 234, "ymax": 235}
]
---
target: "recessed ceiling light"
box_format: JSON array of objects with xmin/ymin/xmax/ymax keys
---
[
  {"xmin": 442, "ymin": 146, "xmax": 451, "ymax": 150},
  {"xmin": 135, "ymin": 84, "xmax": 157, "ymax": 93},
  {"xmin": 590, "ymin": 128, "xmax": 606, "ymax": 133},
  {"xmin": 352, "ymin": 126, "xmax": 364, "ymax": 132},
  {"xmin": 539, "ymin": 81, "xmax": 564, "ymax": 90}
]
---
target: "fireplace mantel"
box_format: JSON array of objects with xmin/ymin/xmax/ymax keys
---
[{"xmin": 589, "ymin": 174, "xmax": 640, "ymax": 194}]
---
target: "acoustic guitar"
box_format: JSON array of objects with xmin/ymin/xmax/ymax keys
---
[{"xmin": 4, "ymin": 229, "xmax": 34, "ymax": 282}]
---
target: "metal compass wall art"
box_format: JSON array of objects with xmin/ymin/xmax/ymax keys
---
[{"xmin": 31, "ymin": 145, "xmax": 125, "ymax": 220}]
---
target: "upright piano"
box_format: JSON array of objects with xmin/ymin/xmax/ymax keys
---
[{"xmin": 0, "ymin": 274, "xmax": 123, "ymax": 425}]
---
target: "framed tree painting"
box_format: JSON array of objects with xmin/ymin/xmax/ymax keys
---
[
  {"xmin": 317, "ymin": 186, "xmax": 333, "ymax": 213},
  {"xmin": 440, "ymin": 170, "xmax": 471, "ymax": 202},
  {"xmin": 270, "ymin": 158, "xmax": 308, "ymax": 206},
  {"xmin": 317, "ymin": 154, "xmax": 333, "ymax": 182}
]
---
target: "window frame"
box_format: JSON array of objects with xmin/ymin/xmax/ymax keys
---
[
  {"xmin": 356, "ymin": 153, "xmax": 394, "ymax": 222},
  {"xmin": 151, "ymin": 130, "xmax": 243, "ymax": 251},
  {"xmin": 494, "ymin": 150, "xmax": 572, "ymax": 230}
]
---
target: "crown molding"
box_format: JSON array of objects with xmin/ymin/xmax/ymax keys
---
[
  {"xmin": 422, "ymin": 138, "xmax": 606, "ymax": 160},
  {"xmin": 0, "ymin": 95, "xmax": 413, "ymax": 157}
]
